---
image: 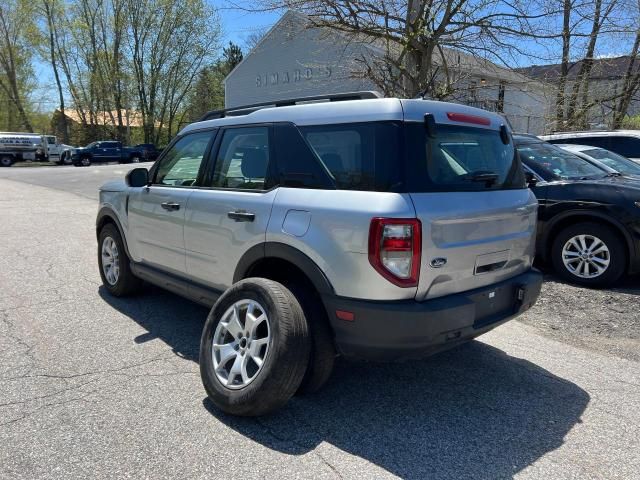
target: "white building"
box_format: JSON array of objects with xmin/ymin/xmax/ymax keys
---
[{"xmin": 224, "ymin": 11, "xmax": 554, "ymax": 134}]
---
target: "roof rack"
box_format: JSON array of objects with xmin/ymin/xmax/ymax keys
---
[{"xmin": 198, "ymin": 91, "xmax": 384, "ymax": 122}]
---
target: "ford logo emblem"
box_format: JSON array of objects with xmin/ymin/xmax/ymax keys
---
[{"xmin": 430, "ymin": 258, "xmax": 447, "ymax": 268}]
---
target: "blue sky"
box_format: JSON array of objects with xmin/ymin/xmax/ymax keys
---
[{"xmin": 33, "ymin": 2, "xmax": 285, "ymax": 111}]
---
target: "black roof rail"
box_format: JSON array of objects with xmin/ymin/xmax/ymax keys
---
[{"xmin": 198, "ymin": 91, "xmax": 384, "ymax": 122}]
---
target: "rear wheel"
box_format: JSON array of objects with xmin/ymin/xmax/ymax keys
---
[
  {"xmin": 200, "ymin": 278, "xmax": 311, "ymax": 416},
  {"xmin": 130, "ymin": 155, "xmax": 140, "ymax": 163},
  {"xmin": 551, "ymin": 222, "xmax": 626, "ymax": 287},
  {"xmin": 98, "ymin": 224, "xmax": 142, "ymax": 296},
  {"xmin": 0, "ymin": 156, "xmax": 13, "ymax": 167},
  {"xmin": 80, "ymin": 156, "xmax": 91, "ymax": 167}
]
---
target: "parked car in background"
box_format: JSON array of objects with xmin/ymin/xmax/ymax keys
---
[
  {"xmin": 96, "ymin": 94, "xmax": 542, "ymax": 416},
  {"xmin": 0, "ymin": 132, "xmax": 48, "ymax": 166},
  {"xmin": 514, "ymin": 134, "xmax": 640, "ymax": 287},
  {"xmin": 72, "ymin": 141, "xmax": 142, "ymax": 166},
  {"xmin": 557, "ymin": 144, "xmax": 640, "ymax": 179},
  {"xmin": 541, "ymin": 130, "xmax": 640, "ymax": 162},
  {"xmin": 134, "ymin": 143, "xmax": 161, "ymax": 161}
]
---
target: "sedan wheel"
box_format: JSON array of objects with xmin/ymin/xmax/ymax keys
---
[
  {"xmin": 561, "ymin": 234, "xmax": 610, "ymax": 279},
  {"xmin": 81, "ymin": 157, "xmax": 91, "ymax": 167},
  {"xmin": 552, "ymin": 222, "xmax": 626, "ymax": 287}
]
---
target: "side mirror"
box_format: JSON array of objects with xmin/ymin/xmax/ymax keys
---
[
  {"xmin": 126, "ymin": 167, "xmax": 149, "ymax": 187},
  {"xmin": 524, "ymin": 171, "xmax": 538, "ymax": 188}
]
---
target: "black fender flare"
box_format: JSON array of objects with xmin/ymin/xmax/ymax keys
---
[
  {"xmin": 542, "ymin": 210, "xmax": 635, "ymax": 263},
  {"xmin": 233, "ymin": 242, "xmax": 335, "ymax": 296},
  {"xmin": 96, "ymin": 207, "xmax": 132, "ymax": 258}
]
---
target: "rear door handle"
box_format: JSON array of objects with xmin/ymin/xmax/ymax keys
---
[
  {"xmin": 228, "ymin": 210, "xmax": 255, "ymax": 222},
  {"xmin": 161, "ymin": 202, "xmax": 180, "ymax": 211}
]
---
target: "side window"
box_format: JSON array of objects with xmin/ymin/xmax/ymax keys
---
[
  {"xmin": 609, "ymin": 137, "xmax": 640, "ymax": 157},
  {"xmin": 153, "ymin": 130, "xmax": 213, "ymax": 186},
  {"xmin": 211, "ymin": 127, "xmax": 270, "ymax": 190}
]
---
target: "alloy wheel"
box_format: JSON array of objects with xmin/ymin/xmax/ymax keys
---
[
  {"xmin": 101, "ymin": 236, "xmax": 120, "ymax": 285},
  {"xmin": 562, "ymin": 234, "xmax": 610, "ymax": 279},
  {"xmin": 212, "ymin": 299, "xmax": 270, "ymax": 389}
]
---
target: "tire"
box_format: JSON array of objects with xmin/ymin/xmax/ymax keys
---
[
  {"xmin": 285, "ymin": 284, "xmax": 336, "ymax": 395},
  {"xmin": 98, "ymin": 223, "xmax": 142, "ymax": 296},
  {"xmin": 0, "ymin": 156, "xmax": 13, "ymax": 167},
  {"xmin": 80, "ymin": 156, "xmax": 91, "ymax": 167},
  {"xmin": 551, "ymin": 222, "xmax": 626, "ymax": 287},
  {"xmin": 200, "ymin": 278, "xmax": 311, "ymax": 416},
  {"xmin": 130, "ymin": 155, "xmax": 140, "ymax": 163}
]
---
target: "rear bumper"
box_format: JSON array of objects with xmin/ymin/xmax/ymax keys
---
[{"xmin": 322, "ymin": 269, "xmax": 542, "ymax": 361}]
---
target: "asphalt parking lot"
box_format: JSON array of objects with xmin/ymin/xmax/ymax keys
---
[{"xmin": 1, "ymin": 164, "xmax": 639, "ymax": 479}]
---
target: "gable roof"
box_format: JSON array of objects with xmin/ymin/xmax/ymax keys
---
[
  {"xmin": 518, "ymin": 56, "xmax": 638, "ymax": 82},
  {"xmin": 226, "ymin": 10, "xmax": 547, "ymax": 89}
]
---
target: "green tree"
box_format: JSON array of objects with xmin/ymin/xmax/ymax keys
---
[{"xmin": 0, "ymin": 0, "xmax": 37, "ymax": 132}]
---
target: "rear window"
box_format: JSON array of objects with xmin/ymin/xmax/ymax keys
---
[
  {"xmin": 406, "ymin": 123, "xmax": 524, "ymax": 191},
  {"xmin": 299, "ymin": 122, "xmax": 403, "ymax": 191},
  {"xmin": 518, "ymin": 142, "xmax": 605, "ymax": 180}
]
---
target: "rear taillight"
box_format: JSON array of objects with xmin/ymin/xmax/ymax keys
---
[{"xmin": 368, "ymin": 218, "xmax": 421, "ymax": 287}]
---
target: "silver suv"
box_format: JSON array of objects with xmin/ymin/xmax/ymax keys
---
[{"xmin": 96, "ymin": 92, "xmax": 542, "ymax": 416}]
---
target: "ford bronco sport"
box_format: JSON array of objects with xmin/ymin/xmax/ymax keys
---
[{"xmin": 96, "ymin": 92, "xmax": 542, "ymax": 416}]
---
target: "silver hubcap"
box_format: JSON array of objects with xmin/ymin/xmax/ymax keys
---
[
  {"xmin": 212, "ymin": 299, "xmax": 270, "ymax": 390},
  {"xmin": 81, "ymin": 158, "xmax": 90, "ymax": 166},
  {"xmin": 562, "ymin": 234, "xmax": 610, "ymax": 279},
  {"xmin": 101, "ymin": 237, "xmax": 120, "ymax": 285}
]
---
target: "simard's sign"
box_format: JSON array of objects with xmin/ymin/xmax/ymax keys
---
[{"xmin": 256, "ymin": 66, "xmax": 332, "ymax": 88}]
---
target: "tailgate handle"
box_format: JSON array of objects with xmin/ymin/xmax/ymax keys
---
[{"xmin": 475, "ymin": 260, "xmax": 507, "ymax": 275}]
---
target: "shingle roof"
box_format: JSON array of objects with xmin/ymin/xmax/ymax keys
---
[{"xmin": 517, "ymin": 56, "xmax": 638, "ymax": 81}]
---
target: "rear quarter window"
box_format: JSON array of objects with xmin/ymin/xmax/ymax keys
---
[{"xmin": 299, "ymin": 122, "xmax": 404, "ymax": 191}]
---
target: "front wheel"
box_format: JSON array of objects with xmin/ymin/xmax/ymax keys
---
[
  {"xmin": 200, "ymin": 278, "xmax": 311, "ymax": 416},
  {"xmin": 80, "ymin": 156, "xmax": 91, "ymax": 167},
  {"xmin": 130, "ymin": 155, "xmax": 140, "ymax": 163},
  {"xmin": 98, "ymin": 224, "xmax": 142, "ymax": 296},
  {"xmin": 551, "ymin": 222, "xmax": 626, "ymax": 287},
  {"xmin": 0, "ymin": 156, "xmax": 13, "ymax": 167}
]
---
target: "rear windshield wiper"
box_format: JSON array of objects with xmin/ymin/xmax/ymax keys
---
[{"xmin": 463, "ymin": 171, "xmax": 500, "ymax": 187}]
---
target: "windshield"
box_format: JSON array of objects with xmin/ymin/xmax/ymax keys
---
[
  {"xmin": 517, "ymin": 142, "xmax": 605, "ymax": 179},
  {"xmin": 582, "ymin": 148, "xmax": 640, "ymax": 175},
  {"xmin": 406, "ymin": 124, "xmax": 524, "ymax": 191},
  {"xmin": 85, "ymin": 142, "xmax": 98, "ymax": 148}
]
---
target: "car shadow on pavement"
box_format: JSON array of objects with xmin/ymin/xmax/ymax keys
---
[
  {"xmin": 99, "ymin": 285, "xmax": 209, "ymax": 362},
  {"xmin": 99, "ymin": 286, "xmax": 589, "ymax": 480},
  {"xmin": 208, "ymin": 342, "xmax": 589, "ymax": 480}
]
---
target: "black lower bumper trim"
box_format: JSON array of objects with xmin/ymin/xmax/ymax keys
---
[{"xmin": 322, "ymin": 269, "xmax": 542, "ymax": 361}]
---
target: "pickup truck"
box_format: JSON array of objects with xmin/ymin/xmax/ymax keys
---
[{"xmin": 72, "ymin": 141, "xmax": 142, "ymax": 167}]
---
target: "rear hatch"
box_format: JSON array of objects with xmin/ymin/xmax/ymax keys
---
[{"xmin": 403, "ymin": 118, "xmax": 537, "ymax": 301}]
